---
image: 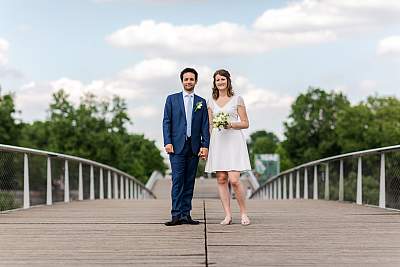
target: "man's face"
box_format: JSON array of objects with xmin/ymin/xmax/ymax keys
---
[{"xmin": 182, "ymin": 72, "xmax": 197, "ymax": 92}]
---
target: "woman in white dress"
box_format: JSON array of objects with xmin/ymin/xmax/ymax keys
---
[{"xmin": 205, "ymin": 69, "xmax": 251, "ymax": 226}]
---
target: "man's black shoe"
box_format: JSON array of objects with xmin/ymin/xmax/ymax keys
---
[
  {"xmin": 180, "ymin": 215, "xmax": 200, "ymax": 225},
  {"xmin": 165, "ymin": 218, "xmax": 182, "ymax": 226}
]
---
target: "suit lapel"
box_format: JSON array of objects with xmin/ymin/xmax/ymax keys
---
[
  {"xmin": 191, "ymin": 94, "xmax": 199, "ymax": 122},
  {"xmin": 177, "ymin": 92, "xmax": 185, "ymax": 117}
]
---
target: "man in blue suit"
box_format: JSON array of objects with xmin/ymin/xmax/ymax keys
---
[{"xmin": 163, "ymin": 68, "xmax": 210, "ymax": 226}]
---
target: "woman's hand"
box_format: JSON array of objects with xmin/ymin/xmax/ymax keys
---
[{"xmin": 224, "ymin": 122, "xmax": 232, "ymax": 129}]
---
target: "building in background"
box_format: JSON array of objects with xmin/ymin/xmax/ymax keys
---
[{"xmin": 255, "ymin": 154, "xmax": 280, "ymax": 183}]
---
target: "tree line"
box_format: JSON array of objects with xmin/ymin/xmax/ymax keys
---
[
  {"xmin": 2, "ymin": 86, "xmax": 400, "ymax": 182},
  {"xmin": 0, "ymin": 89, "xmax": 167, "ymax": 183},
  {"xmin": 247, "ymin": 87, "xmax": 400, "ymax": 171}
]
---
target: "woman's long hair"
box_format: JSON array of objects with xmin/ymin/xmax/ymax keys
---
[{"xmin": 212, "ymin": 69, "xmax": 234, "ymax": 100}]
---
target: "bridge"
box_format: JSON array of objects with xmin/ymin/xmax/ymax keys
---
[{"xmin": 1, "ymin": 144, "xmax": 400, "ymax": 266}]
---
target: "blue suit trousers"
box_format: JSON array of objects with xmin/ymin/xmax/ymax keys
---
[{"xmin": 169, "ymin": 137, "xmax": 199, "ymax": 219}]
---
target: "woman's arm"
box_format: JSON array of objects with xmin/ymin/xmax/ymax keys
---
[
  {"xmin": 207, "ymin": 107, "xmax": 213, "ymax": 135},
  {"xmin": 230, "ymin": 105, "xmax": 249, "ymax": 129}
]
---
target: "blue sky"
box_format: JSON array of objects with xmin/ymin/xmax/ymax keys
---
[{"xmin": 1, "ymin": 0, "xmax": 400, "ymax": 152}]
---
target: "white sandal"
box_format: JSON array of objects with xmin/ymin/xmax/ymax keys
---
[
  {"xmin": 220, "ymin": 216, "xmax": 232, "ymax": 225},
  {"xmin": 241, "ymin": 214, "xmax": 250, "ymax": 226}
]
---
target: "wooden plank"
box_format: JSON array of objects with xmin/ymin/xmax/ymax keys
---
[
  {"xmin": 206, "ymin": 199, "xmax": 400, "ymax": 266},
  {"xmin": 1, "ymin": 197, "xmax": 400, "ymax": 266},
  {"xmin": 0, "ymin": 200, "xmax": 205, "ymax": 266}
]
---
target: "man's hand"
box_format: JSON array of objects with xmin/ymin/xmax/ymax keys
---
[
  {"xmin": 198, "ymin": 147, "xmax": 208, "ymax": 160},
  {"xmin": 165, "ymin": 144, "xmax": 174, "ymax": 154}
]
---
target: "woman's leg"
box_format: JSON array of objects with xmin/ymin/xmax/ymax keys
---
[
  {"xmin": 216, "ymin": 171, "xmax": 231, "ymax": 222},
  {"xmin": 228, "ymin": 171, "xmax": 250, "ymax": 224}
]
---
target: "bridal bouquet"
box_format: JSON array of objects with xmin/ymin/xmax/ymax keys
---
[{"xmin": 213, "ymin": 112, "xmax": 230, "ymax": 130}]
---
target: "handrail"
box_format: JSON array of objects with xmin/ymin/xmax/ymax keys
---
[
  {"xmin": 250, "ymin": 144, "xmax": 400, "ymax": 210},
  {"xmin": 257, "ymin": 144, "xmax": 400, "ymax": 188},
  {"xmin": 0, "ymin": 144, "xmax": 156, "ymax": 201}
]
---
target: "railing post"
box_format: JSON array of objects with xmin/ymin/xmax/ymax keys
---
[
  {"xmin": 125, "ymin": 178, "xmax": 129, "ymax": 199},
  {"xmin": 379, "ymin": 153, "xmax": 386, "ymax": 208},
  {"xmin": 325, "ymin": 163, "xmax": 330, "ymax": 200},
  {"xmin": 357, "ymin": 157, "xmax": 362, "ymax": 205},
  {"xmin": 130, "ymin": 180, "xmax": 133, "ymax": 199},
  {"xmin": 304, "ymin": 168, "xmax": 308, "ymax": 199},
  {"xmin": 263, "ymin": 186, "xmax": 266, "ymax": 199},
  {"xmin": 64, "ymin": 160, "xmax": 70, "ymax": 203},
  {"xmin": 133, "ymin": 183, "xmax": 137, "ymax": 199},
  {"xmin": 79, "ymin": 163, "xmax": 83, "ymax": 200},
  {"xmin": 107, "ymin": 170, "xmax": 111, "ymax": 199},
  {"xmin": 90, "ymin": 165, "xmax": 94, "ymax": 200},
  {"xmin": 289, "ymin": 173, "xmax": 293, "ymax": 200},
  {"xmin": 273, "ymin": 180, "xmax": 277, "ymax": 200},
  {"xmin": 269, "ymin": 184, "xmax": 273, "ymax": 200},
  {"xmin": 283, "ymin": 175, "xmax": 287, "ymax": 200},
  {"xmin": 114, "ymin": 173, "xmax": 119, "ymax": 199},
  {"xmin": 313, "ymin": 165, "xmax": 318, "ymax": 200},
  {"xmin": 120, "ymin": 175, "xmax": 124, "ymax": 199},
  {"xmin": 339, "ymin": 160, "xmax": 344, "ymax": 201},
  {"xmin": 46, "ymin": 157, "xmax": 52, "ymax": 205},
  {"xmin": 23, "ymin": 153, "xmax": 30, "ymax": 209},
  {"xmin": 296, "ymin": 170, "xmax": 300, "ymax": 199},
  {"xmin": 278, "ymin": 177, "xmax": 282, "ymax": 200},
  {"xmin": 99, "ymin": 168, "xmax": 104, "ymax": 200}
]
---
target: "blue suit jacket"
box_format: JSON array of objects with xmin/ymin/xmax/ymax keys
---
[{"xmin": 163, "ymin": 92, "xmax": 210, "ymax": 154}]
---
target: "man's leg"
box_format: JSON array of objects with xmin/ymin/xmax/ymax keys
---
[
  {"xmin": 181, "ymin": 149, "xmax": 199, "ymax": 218},
  {"xmin": 169, "ymin": 153, "xmax": 186, "ymax": 220}
]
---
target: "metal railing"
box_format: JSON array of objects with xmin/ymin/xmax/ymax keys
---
[
  {"xmin": 251, "ymin": 144, "xmax": 400, "ymax": 210},
  {"xmin": 0, "ymin": 144, "xmax": 156, "ymax": 212}
]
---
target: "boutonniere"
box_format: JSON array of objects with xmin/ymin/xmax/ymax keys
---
[{"xmin": 194, "ymin": 101, "xmax": 203, "ymax": 112}]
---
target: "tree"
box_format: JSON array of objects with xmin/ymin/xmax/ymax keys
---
[
  {"xmin": 0, "ymin": 93, "xmax": 20, "ymax": 145},
  {"xmin": 336, "ymin": 95, "xmax": 400, "ymax": 153},
  {"xmin": 283, "ymin": 87, "xmax": 350, "ymax": 165},
  {"xmin": 19, "ymin": 89, "xmax": 167, "ymax": 183}
]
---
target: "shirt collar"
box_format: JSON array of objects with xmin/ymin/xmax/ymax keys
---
[{"xmin": 183, "ymin": 90, "xmax": 194, "ymax": 97}]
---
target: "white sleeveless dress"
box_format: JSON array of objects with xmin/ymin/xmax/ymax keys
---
[{"xmin": 205, "ymin": 95, "xmax": 251, "ymax": 173}]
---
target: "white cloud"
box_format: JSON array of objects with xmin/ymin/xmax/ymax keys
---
[
  {"xmin": 254, "ymin": 0, "xmax": 400, "ymax": 33},
  {"xmin": 359, "ymin": 80, "xmax": 378, "ymax": 94},
  {"xmin": 0, "ymin": 38, "xmax": 9, "ymax": 65},
  {"xmin": 92, "ymin": 0, "xmax": 203, "ymax": 4},
  {"xmin": 0, "ymin": 38, "xmax": 25, "ymax": 79},
  {"xmin": 106, "ymin": 20, "xmax": 336, "ymax": 57},
  {"xmin": 234, "ymin": 76, "xmax": 294, "ymax": 109},
  {"xmin": 15, "ymin": 58, "xmax": 294, "ymax": 146},
  {"xmin": 130, "ymin": 105, "xmax": 158, "ymax": 118},
  {"xmin": 377, "ymin": 36, "xmax": 400, "ymax": 56},
  {"xmin": 106, "ymin": 1, "xmax": 400, "ymax": 57},
  {"xmin": 119, "ymin": 58, "xmax": 178, "ymax": 81}
]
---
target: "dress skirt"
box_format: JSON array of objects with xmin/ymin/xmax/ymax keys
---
[{"xmin": 205, "ymin": 127, "xmax": 251, "ymax": 173}]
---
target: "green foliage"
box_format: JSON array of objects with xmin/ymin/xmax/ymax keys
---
[
  {"xmin": 0, "ymin": 94, "xmax": 21, "ymax": 145},
  {"xmin": 0, "ymin": 191, "xmax": 20, "ymax": 211},
  {"xmin": 196, "ymin": 159, "xmax": 207, "ymax": 178},
  {"xmin": 337, "ymin": 96, "xmax": 400, "ymax": 153},
  {"xmin": 283, "ymin": 87, "xmax": 350, "ymax": 165},
  {"xmin": 275, "ymin": 143, "xmax": 293, "ymax": 171},
  {"xmin": 16, "ymin": 89, "xmax": 167, "ymax": 183}
]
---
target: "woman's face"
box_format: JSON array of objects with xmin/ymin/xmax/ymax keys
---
[{"xmin": 215, "ymin": 74, "xmax": 228, "ymax": 90}]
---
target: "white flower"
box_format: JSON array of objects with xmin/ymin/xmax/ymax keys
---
[
  {"xmin": 194, "ymin": 101, "xmax": 202, "ymax": 112},
  {"xmin": 213, "ymin": 112, "xmax": 230, "ymax": 131}
]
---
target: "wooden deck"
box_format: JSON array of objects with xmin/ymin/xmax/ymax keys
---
[{"xmin": 1, "ymin": 198, "xmax": 400, "ymax": 266}]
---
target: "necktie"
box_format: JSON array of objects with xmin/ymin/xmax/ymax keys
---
[{"xmin": 186, "ymin": 95, "xmax": 193, "ymax": 138}]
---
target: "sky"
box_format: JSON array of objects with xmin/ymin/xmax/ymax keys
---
[{"xmin": 1, "ymin": 0, "xmax": 400, "ymax": 155}]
